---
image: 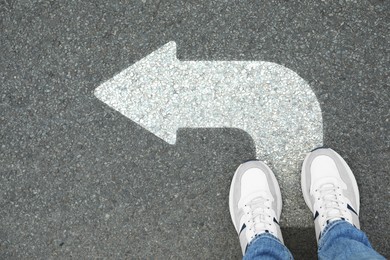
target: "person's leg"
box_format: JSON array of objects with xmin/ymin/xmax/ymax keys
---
[
  {"xmin": 318, "ymin": 220, "xmax": 384, "ymax": 259},
  {"xmin": 229, "ymin": 160, "xmax": 293, "ymax": 260},
  {"xmin": 301, "ymin": 148, "xmax": 385, "ymax": 260}
]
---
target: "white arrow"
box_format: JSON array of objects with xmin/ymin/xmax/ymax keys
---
[
  {"xmin": 95, "ymin": 41, "xmax": 323, "ymax": 226},
  {"xmin": 95, "ymin": 41, "xmax": 322, "ymax": 162}
]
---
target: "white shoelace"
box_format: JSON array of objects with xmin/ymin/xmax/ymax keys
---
[
  {"xmin": 317, "ymin": 183, "xmax": 349, "ymax": 222},
  {"xmin": 244, "ymin": 196, "xmax": 274, "ymax": 237}
]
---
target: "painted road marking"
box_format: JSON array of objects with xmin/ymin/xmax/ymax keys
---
[
  {"xmin": 95, "ymin": 41, "xmax": 322, "ymax": 161},
  {"xmin": 94, "ymin": 41, "xmax": 323, "ymax": 225}
]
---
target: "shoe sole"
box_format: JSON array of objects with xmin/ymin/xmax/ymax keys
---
[
  {"xmin": 301, "ymin": 148, "xmax": 360, "ymax": 213},
  {"xmin": 229, "ymin": 161, "xmax": 282, "ymax": 232}
]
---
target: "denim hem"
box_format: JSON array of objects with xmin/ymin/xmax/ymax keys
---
[
  {"xmin": 245, "ymin": 233, "xmax": 293, "ymax": 260},
  {"xmin": 318, "ymin": 219, "xmax": 348, "ymax": 249},
  {"xmin": 247, "ymin": 232, "xmax": 283, "ymax": 248}
]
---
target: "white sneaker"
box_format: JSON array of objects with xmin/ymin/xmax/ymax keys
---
[
  {"xmin": 301, "ymin": 148, "xmax": 360, "ymax": 242},
  {"xmin": 229, "ymin": 160, "xmax": 284, "ymax": 255}
]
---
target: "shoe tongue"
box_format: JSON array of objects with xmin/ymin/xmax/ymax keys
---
[
  {"xmin": 239, "ymin": 191, "xmax": 271, "ymax": 208},
  {"xmin": 327, "ymin": 209, "xmax": 341, "ymax": 219},
  {"xmin": 328, "ymin": 217, "xmax": 342, "ymax": 223},
  {"xmin": 322, "ymin": 182, "xmax": 336, "ymax": 188},
  {"xmin": 312, "ymin": 177, "xmax": 339, "ymax": 195}
]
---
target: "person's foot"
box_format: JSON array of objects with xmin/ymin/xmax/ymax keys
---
[
  {"xmin": 229, "ymin": 160, "xmax": 283, "ymax": 255},
  {"xmin": 301, "ymin": 148, "xmax": 360, "ymax": 241}
]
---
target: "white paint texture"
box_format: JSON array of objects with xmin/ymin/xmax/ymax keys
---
[{"xmin": 95, "ymin": 42, "xmax": 323, "ymax": 225}]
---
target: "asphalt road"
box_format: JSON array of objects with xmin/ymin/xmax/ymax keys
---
[{"xmin": 1, "ymin": 0, "xmax": 389, "ymax": 259}]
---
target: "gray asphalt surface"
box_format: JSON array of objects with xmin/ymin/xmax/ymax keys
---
[{"xmin": 1, "ymin": 0, "xmax": 389, "ymax": 259}]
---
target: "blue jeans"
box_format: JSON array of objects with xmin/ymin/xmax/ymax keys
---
[{"xmin": 244, "ymin": 220, "xmax": 385, "ymax": 260}]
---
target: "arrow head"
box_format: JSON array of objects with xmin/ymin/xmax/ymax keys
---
[{"xmin": 94, "ymin": 41, "xmax": 179, "ymax": 144}]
